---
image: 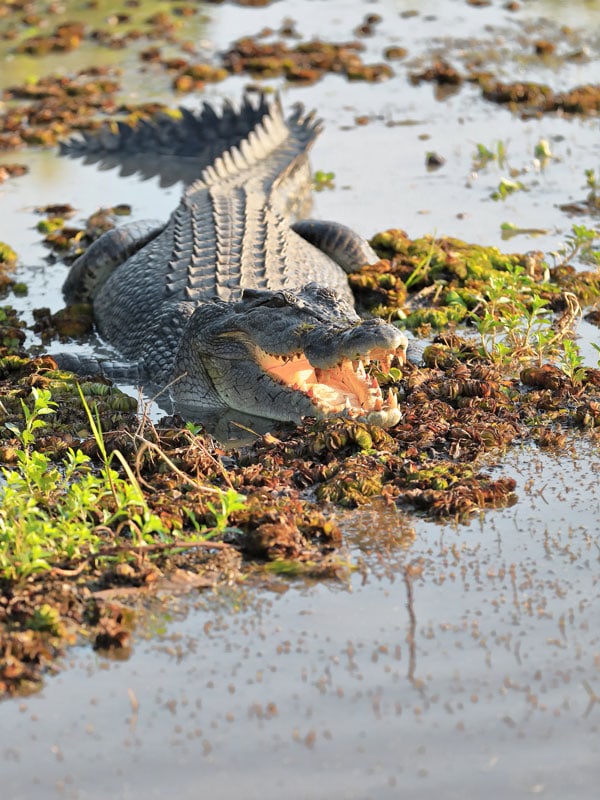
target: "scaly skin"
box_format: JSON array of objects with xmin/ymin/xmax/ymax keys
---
[
  {"xmin": 60, "ymin": 96, "xmax": 407, "ymax": 426},
  {"xmin": 172, "ymin": 284, "xmax": 407, "ymax": 425}
]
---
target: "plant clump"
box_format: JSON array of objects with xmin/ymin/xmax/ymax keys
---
[
  {"xmin": 0, "ymin": 242, "xmax": 18, "ymax": 296},
  {"xmin": 32, "ymin": 304, "xmax": 95, "ymax": 343},
  {"xmin": 410, "ymin": 58, "xmax": 600, "ymax": 118},
  {"xmin": 410, "ymin": 59, "xmax": 463, "ymax": 86},
  {"xmin": 171, "ymin": 63, "xmax": 229, "ymax": 93},
  {"xmin": 223, "ymin": 37, "xmax": 393, "ymax": 85},
  {"xmin": 16, "ymin": 21, "xmax": 86, "ymax": 55},
  {"xmin": 479, "ymin": 79, "xmax": 600, "ymax": 116},
  {"xmin": 34, "ymin": 204, "xmax": 132, "ymax": 262},
  {"xmin": 0, "ymin": 163, "xmax": 28, "ymax": 183}
]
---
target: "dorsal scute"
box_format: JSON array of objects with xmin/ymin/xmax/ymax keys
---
[
  {"xmin": 198, "ymin": 99, "xmax": 290, "ymax": 188},
  {"xmin": 61, "ymin": 93, "xmax": 321, "ymax": 190}
]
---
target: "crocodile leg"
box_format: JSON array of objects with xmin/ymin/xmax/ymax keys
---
[
  {"xmin": 291, "ymin": 219, "xmax": 379, "ymax": 273},
  {"xmin": 63, "ymin": 219, "xmax": 165, "ymax": 304},
  {"xmin": 50, "ymin": 352, "xmax": 146, "ymax": 383}
]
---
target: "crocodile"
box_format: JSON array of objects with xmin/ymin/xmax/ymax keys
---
[{"xmin": 59, "ymin": 95, "xmax": 408, "ymax": 427}]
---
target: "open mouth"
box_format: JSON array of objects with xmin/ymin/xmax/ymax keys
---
[{"xmin": 258, "ymin": 346, "xmax": 405, "ymax": 419}]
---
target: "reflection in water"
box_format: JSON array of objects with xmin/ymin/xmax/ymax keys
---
[
  {"xmin": 168, "ymin": 400, "xmax": 296, "ymax": 446},
  {"xmin": 61, "ymin": 151, "xmax": 212, "ymax": 188},
  {"xmin": 403, "ymin": 566, "xmax": 418, "ymax": 685}
]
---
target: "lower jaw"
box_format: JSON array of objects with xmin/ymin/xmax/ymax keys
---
[{"xmin": 314, "ymin": 403, "xmax": 401, "ymax": 428}]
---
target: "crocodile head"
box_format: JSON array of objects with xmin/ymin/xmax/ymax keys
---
[{"xmin": 172, "ymin": 283, "xmax": 408, "ymax": 427}]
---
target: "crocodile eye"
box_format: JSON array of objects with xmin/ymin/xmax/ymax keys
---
[
  {"xmin": 241, "ymin": 289, "xmax": 295, "ymax": 308},
  {"xmin": 268, "ymin": 291, "xmax": 295, "ymax": 307}
]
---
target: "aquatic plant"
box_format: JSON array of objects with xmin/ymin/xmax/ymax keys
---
[
  {"xmin": 550, "ymin": 223, "xmax": 600, "ymax": 270},
  {"xmin": 313, "ymin": 169, "xmax": 335, "ymax": 191}
]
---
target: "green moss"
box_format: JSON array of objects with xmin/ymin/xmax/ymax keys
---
[
  {"xmin": 372, "ymin": 233, "xmax": 524, "ymax": 283},
  {"xmin": 36, "ymin": 217, "xmax": 65, "ymax": 234},
  {"xmin": 402, "ymin": 305, "xmax": 468, "ymax": 330},
  {"xmin": 0, "ymin": 242, "xmax": 18, "ymax": 269}
]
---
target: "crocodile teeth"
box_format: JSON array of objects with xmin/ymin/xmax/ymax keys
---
[{"xmin": 259, "ymin": 346, "xmax": 402, "ymax": 424}]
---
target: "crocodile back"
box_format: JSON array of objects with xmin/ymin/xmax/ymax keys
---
[{"xmin": 79, "ymin": 98, "xmax": 351, "ymax": 373}]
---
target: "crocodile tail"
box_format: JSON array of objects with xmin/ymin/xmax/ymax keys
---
[
  {"xmin": 197, "ymin": 97, "xmax": 322, "ymax": 189},
  {"xmin": 59, "ymin": 94, "xmax": 298, "ymax": 187}
]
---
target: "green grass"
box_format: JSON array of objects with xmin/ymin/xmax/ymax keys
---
[
  {"xmin": 1, "ymin": 388, "xmax": 110, "ymax": 578},
  {"xmin": 0, "ymin": 386, "xmax": 246, "ymax": 580}
]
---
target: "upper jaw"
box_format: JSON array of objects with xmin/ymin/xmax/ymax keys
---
[{"xmin": 301, "ymin": 318, "xmax": 408, "ymax": 370}]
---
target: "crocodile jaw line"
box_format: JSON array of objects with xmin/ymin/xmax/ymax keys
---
[{"xmin": 257, "ymin": 346, "xmax": 405, "ymax": 426}]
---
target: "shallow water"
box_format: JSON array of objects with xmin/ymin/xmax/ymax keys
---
[
  {"xmin": 2, "ymin": 442, "xmax": 600, "ymax": 799},
  {"xmin": 1, "ymin": 0, "xmax": 600, "ymax": 797}
]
